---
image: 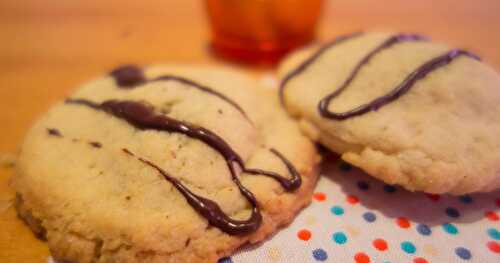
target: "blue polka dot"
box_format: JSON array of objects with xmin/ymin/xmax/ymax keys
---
[
  {"xmin": 339, "ymin": 162, "xmax": 352, "ymax": 172},
  {"xmin": 416, "ymin": 224, "xmax": 432, "ymax": 236},
  {"xmin": 218, "ymin": 257, "xmax": 233, "ymax": 263},
  {"xmin": 400, "ymin": 241, "xmax": 416, "ymax": 254},
  {"xmin": 362, "ymin": 212, "xmax": 376, "ymax": 222},
  {"xmin": 330, "ymin": 206, "xmax": 344, "ymax": 216},
  {"xmin": 383, "ymin": 184, "xmax": 397, "ymax": 193},
  {"xmin": 442, "ymin": 223, "xmax": 459, "ymax": 235},
  {"xmin": 332, "ymin": 232, "xmax": 348, "ymax": 244},
  {"xmin": 312, "ymin": 248, "xmax": 328, "ymax": 261},
  {"xmin": 487, "ymin": 228, "xmax": 500, "ymax": 240},
  {"xmin": 445, "ymin": 207, "xmax": 461, "ymax": 218},
  {"xmin": 455, "ymin": 247, "xmax": 472, "ymax": 260},
  {"xmin": 357, "ymin": 181, "xmax": 370, "ymax": 191},
  {"xmin": 459, "ymin": 195, "xmax": 473, "ymax": 204}
]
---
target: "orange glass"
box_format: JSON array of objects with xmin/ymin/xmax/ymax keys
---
[{"xmin": 205, "ymin": 0, "xmax": 323, "ymax": 65}]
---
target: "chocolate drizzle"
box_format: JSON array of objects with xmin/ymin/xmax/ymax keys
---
[
  {"xmin": 320, "ymin": 49, "xmax": 480, "ymax": 119},
  {"xmin": 318, "ymin": 34, "xmax": 427, "ymax": 119},
  {"xmin": 109, "ymin": 65, "xmax": 250, "ymax": 121},
  {"xmin": 110, "ymin": 65, "xmax": 146, "ymax": 87},
  {"xmin": 280, "ymin": 33, "xmax": 480, "ymax": 120},
  {"xmin": 245, "ymin": 149, "xmax": 301, "ymax": 190},
  {"xmin": 150, "ymin": 75, "xmax": 249, "ymax": 120},
  {"xmin": 279, "ymin": 32, "xmax": 363, "ymax": 106},
  {"xmin": 122, "ymin": 148, "xmax": 261, "ymax": 235},
  {"xmin": 65, "ymin": 98, "xmax": 301, "ymax": 235}
]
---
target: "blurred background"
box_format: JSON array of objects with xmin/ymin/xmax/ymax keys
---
[{"xmin": 1, "ymin": 0, "xmax": 500, "ymax": 151}]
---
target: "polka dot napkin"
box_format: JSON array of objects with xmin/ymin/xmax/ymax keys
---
[{"xmin": 226, "ymin": 154, "xmax": 500, "ymax": 263}]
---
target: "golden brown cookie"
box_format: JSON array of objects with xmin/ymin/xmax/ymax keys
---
[
  {"xmin": 13, "ymin": 64, "xmax": 319, "ymax": 263},
  {"xmin": 279, "ymin": 32, "xmax": 500, "ymax": 194}
]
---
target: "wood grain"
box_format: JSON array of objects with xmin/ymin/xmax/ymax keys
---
[{"xmin": 1, "ymin": 0, "xmax": 499, "ymax": 261}]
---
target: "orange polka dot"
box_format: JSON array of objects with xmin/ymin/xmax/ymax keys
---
[
  {"xmin": 396, "ymin": 217, "xmax": 411, "ymax": 228},
  {"xmin": 413, "ymin": 257, "xmax": 428, "ymax": 263},
  {"xmin": 425, "ymin": 193, "xmax": 440, "ymax": 201},
  {"xmin": 313, "ymin": 192, "xmax": 326, "ymax": 201},
  {"xmin": 354, "ymin": 252, "xmax": 370, "ymax": 263},
  {"xmin": 487, "ymin": 241, "xmax": 500, "ymax": 253},
  {"xmin": 297, "ymin": 229, "xmax": 311, "ymax": 241},
  {"xmin": 346, "ymin": 195, "xmax": 359, "ymax": 205},
  {"xmin": 373, "ymin": 238, "xmax": 388, "ymax": 251},
  {"xmin": 485, "ymin": 211, "xmax": 499, "ymax": 221}
]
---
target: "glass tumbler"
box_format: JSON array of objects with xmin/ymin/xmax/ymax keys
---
[{"xmin": 205, "ymin": 0, "xmax": 323, "ymax": 64}]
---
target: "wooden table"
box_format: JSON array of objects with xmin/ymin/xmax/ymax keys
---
[{"xmin": 1, "ymin": 0, "xmax": 499, "ymax": 261}]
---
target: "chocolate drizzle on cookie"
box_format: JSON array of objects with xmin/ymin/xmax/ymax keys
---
[
  {"xmin": 320, "ymin": 49, "xmax": 479, "ymax": 119},
  {"xmin": 280, "ymin": 33, "xmax": 481, "ymax": 120},
  {"xmin": 110, "ymin": 65, "xmax": 146, "ymax": 87},
  {"xmin": 245, "ymin": 149, "xmax": 301, "ymax": 190},
  {"xmin": 65, "ymin": 98, "xmax": 301, "ymax": 235},
  {"xmin": 109, "ymin": 65, "xmax": 250, "ymax": 121},
  {"xmin": 122, "ymin": 148, "xmax": 260, "ymax": 235},
  {"xmin": 279, "ymin": 32, "xmax": 363, "ymax": 106}
]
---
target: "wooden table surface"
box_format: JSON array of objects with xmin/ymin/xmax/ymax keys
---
[{"xmin": 1, "ymin": 0, "xmax": 499, "ymax": 261}]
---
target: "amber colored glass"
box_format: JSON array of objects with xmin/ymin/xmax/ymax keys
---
[{"xmin": 205, "ymin": 0, "xmax": 323, "ymax": 65}]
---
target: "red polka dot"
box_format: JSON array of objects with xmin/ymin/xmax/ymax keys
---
[
  {"xmin": 346, "ymin": 195, "xmax": 359, "ymax": 205},
  {"xmin": 396, "ymin": 217, "xmax": 411, "ymax": 228},
  {"xmin": 485, "ymin": 211, "xmax": 499, "ymax": 221},
  {"xmin": 487, "ymin": 241, "xmax": 500, "ymax": 253},
  {"xmin": 372, "ymin": 238, "xmax": 388, "ymax": 251},
  {"xmin": 313, "ymin": 192, "xmax": 326, "ymax": 201},
  {"xmin": 425, "ymin": 193, "xmax": 440, "ymax": 202},
  {"xmin": 354, "ymin": 252, "xmax": 370, "ymax": 263},
  {"xmin": 297, "ymin": 229, "xmax": 311, "ymax": 241},
  {"xmin": 495, "ymin": 198, "xmax": 500, "ymax": 207},
  {"xmin": 413, "ymin": 257, "xmax": 428, "ymax": 263}
]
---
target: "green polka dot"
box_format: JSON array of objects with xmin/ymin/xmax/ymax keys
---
[
  {"xmin": 330, "ymin": 206, "xmax": 344, "ymax": 216},
  {"xmin": 442, "ymin": 223, "xmax": 458, "ymax": 235},
  {"xmin": 332, "ymin": 232, "xmax": 348, "ymax": 244},
  {"xmin": 401, "ymin": 241, "xmax": 416, "ymax": 254}
]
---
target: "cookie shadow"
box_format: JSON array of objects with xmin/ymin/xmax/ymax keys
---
[{"xmin": 320, "ymin": 152, "xmax": 499, "ymax": 227}]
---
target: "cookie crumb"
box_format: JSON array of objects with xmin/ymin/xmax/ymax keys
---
[
  {"xmin": 89, "ymin": 141, "xmax": 102, "ymax": 148},
  {"xmin": 47, "ymin": 128, "xmax": 62, "ymax": 137}
]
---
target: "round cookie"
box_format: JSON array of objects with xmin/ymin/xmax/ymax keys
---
[
  {"xmin": 278, "ymin": 32, "xmax": 500, "ymax": 194},
  {"xmin": 13, "ymin": 64, "xmax": 319, "ymax": 263}
]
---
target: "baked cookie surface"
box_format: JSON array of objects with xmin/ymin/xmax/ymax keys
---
[
  {"xmin": 13, "ymin": 65, "xmax": 318, "ymax": 263},
  {"xmin": 279, "ymin": 32, "xmax": 500, "ymax": 194}
]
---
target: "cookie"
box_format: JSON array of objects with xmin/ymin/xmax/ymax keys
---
[
  {"xmin": 13, "ymin": 64, "xmax": 319, "ymax": 263},
  {"xmin": 278, "ymin": 32, "xmax": 500, "ymax": 194}
]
